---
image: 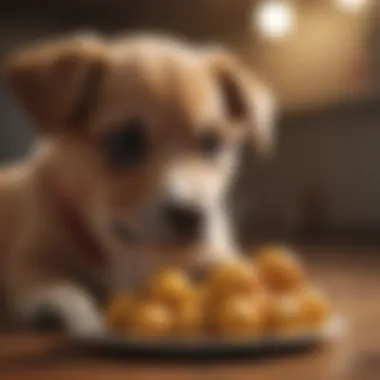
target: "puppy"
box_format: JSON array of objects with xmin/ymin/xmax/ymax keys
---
[{"xmin": 0, "ymin": 33, "xmax": 275, "ymax": 335}]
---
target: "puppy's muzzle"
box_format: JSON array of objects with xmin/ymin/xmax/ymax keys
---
[{"xmin": 162, "ymin": 200, "xmax": 204, "ymax": 240}]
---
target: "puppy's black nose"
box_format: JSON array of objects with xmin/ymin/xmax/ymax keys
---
[{"xmin": 163, "ymin": 201, "xmax": 204, "ymax": 238}]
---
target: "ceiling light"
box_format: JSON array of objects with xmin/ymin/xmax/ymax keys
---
[
  {"xmin": 254, "ymin": 0, "xmax": 294, "ymax": 40},
  {"xmin": 336, "ymin": 0, "xmax": 369, "ymax": 12}
]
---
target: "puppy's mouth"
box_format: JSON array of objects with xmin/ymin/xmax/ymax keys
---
[{"xmin": 110, "ymin": 219, "xmax": 203, "ymax": 249}]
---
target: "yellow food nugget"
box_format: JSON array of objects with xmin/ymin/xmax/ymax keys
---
[
  {"xmin": 207, "ymin": 260, "xmax": 263, "ymax": 299},
  {"xmin": 216, "ymin": 295, "xmax": 263, "ymax": 338},
  {"xmin": 129, "ymin": 301, "xmax": 173, "ymax": 339},
  {"xmin": 146, "ymin": 268, "xmax": 193, "ymax": 308},
  {"xmin": 299, "ymin": 287, "xmax": 329, "ymax": 328},
  {"xmin": 251, "ymin": 289, "xmax": 274, "ymax": 331},
  {"xmin": 269, "ymin": 294, "xmax": 304, "ymax": 334},
  {"xmin": 175, "ymin": 293, "xmax": 205, "ymax": 337},
  {"xmin": 106, "ymin": 293, "xmax": 134, "ymax": 331},
  {"xmin": 256, "ymin": 246, "xmax": 304, "ymax": 293}
]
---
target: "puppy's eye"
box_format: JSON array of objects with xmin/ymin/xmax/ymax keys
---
[
  {"xmin": 101, "ymin": 119, "xmax": 148, "ymax": 167},
  {"xmin": 199, "ymin": 131, "xmax": 223, "ymax": 157}
]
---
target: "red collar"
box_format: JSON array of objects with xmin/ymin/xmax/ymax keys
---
[{"xmin": 47, "ymin": 175, "xmax": 106, "ymax": 267}]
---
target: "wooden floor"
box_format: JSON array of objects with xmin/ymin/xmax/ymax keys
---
[{"xmin": 0, "ymin": 245, "xmax": 379, "ymax": 380}]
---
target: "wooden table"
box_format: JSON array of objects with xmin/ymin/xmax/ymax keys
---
[{"xmin": 0, "ymin": 245, "xmax": 379, "ymax": 380}]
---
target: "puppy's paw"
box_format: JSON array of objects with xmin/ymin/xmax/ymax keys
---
[
  {"xmin": 18, "ymin": 283, "xmax": 105, "ymax": 337},
  {"xmin": 66, "ymin": 304, "xmax": 105, "ymax": 338}
]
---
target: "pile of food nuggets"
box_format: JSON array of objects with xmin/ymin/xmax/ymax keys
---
[{"xmin": 106, "ymin": 246, "xmax": 330, "ymax": 340}]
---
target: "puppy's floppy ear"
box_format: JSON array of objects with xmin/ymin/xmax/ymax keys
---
[
  {"xmin": 206, "ymin": 49, "xmax": 276, "ymax": 156},
  {"xmin": 3, "ymin": 34, "xmax": 106, "ymax": 133}
]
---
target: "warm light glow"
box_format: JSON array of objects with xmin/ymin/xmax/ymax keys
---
[
  {"xmin": 336, "ymin": 0, "xmax": 369, "ymax": 12},
  {"xmin": 254, "ymin": 0, "xmax": 294, "ymax": 40}
]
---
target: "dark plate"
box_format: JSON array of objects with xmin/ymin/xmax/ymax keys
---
[{"xmin": 74, "ymin": 315, "xmax": 345, "ymax": 359}]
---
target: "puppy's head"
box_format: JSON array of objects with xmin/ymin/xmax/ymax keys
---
[{"xmin": 4, "ymin": 33, "xmax": 275, "ymax": 264}]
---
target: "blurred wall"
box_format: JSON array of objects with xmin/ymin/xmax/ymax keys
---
[{"xmin": 248, "ymin": 102, "xmax": 380, "ymax": 238}]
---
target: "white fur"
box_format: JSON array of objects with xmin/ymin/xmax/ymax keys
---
[
  {"xmin": 17, "ymin": 283, "xmax": 105, "ymax": 336},
  {"xmin": 252, "ymin": 84, "xmax": 277, "ymax": 155}
]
